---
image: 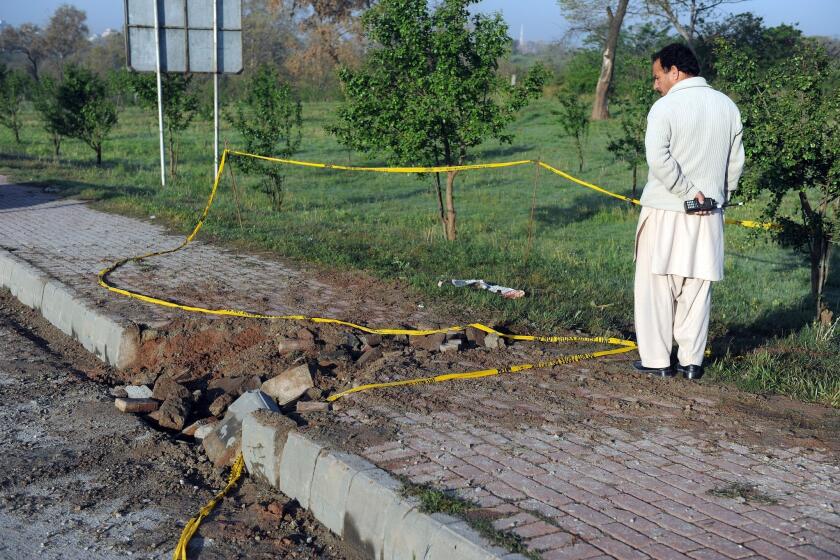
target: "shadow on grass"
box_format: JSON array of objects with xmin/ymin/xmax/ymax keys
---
[
  {"xmin": 533, "ymin": 203, "xmax": 603, "ymax": 227},
  {"xmin": 479, "ymin": 143, "xmax": 537, "ymax": 160}
]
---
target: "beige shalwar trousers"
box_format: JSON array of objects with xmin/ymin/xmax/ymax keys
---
[{"xmin": 634, "ymin": 208, "xmax": 720, "ymax": 368}]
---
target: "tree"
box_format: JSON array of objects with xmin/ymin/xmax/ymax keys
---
[
  {"xmin": 0, "ymin": 24, "xmax": 47, "ymax": 80},
  {"xmin": 51, "ymin": 65, "xmax": 117, "ymax": 165},
  {"xmin": 242, "ymin": 0, "xmax": 296, "ymax": 73},
  {"xmin": 44, "ymin": 5, "xmax": 89, "ymax": 74},
  {"xmin": 555, "ymin": 90, "xmax": 590, "ymax": 172},
  {"xmin": 33, "ymin": 76, "xmax": 63, "ymax": 157},
  {"xmin": 558, "ymin": 0, "xmax": 630, "ymax": 120},
  {"xmin": 607, "ymin": 57, "xmax": 656, "ymax": 196},
  {"xmin": 124, "ymin": 72, "xmax": 199, "ymax": 177},
  {"xmin": 715, "ymin": 39, "xmax": 839, "ymax": 320},
  {"xmin": 267, "ymin": 0, "xmax": 373, "ymax": 97},
  {"xmin": 0, "ymin": 65, "xmax": 31, "ymax": 143},
  {"xmin": 643, "ymin": 0, "xmax": 746, "ymax": 66},
  {"xmin": 230, "ymin": 65, "xmax": 302, "ymax": 211},
  {"xmin": 695, "ymin": 13, "xmax": 801, "ymax": 79},
  {"xmin": 330, "ymin": 0, "xmax": 547, "ymax": 241}
]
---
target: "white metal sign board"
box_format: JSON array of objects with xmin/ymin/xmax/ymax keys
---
[{"xmin": 124, "ymin": 0, "xmax": 242, "ymax": 74}]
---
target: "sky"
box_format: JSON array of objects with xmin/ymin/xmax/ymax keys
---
[{"xmin": 1, "ymin": 0, "xmax": 838, "ymax": 40}]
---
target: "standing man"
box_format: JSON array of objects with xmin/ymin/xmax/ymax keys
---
[{"xmin": 633, "ymin": 43, "xmax": 744, "ymax": 380}]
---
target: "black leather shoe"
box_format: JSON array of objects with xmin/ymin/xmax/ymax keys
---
[
  {"xmin": 677, "ymin": 364, "xmax": 704, "ymax": 380},
  {"xmin": 633, "ymin": 360, "xmax": 676, "ymax": 377}
]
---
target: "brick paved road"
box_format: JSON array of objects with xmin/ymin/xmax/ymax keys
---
[{"xmin": 2, "ymin": 180, "xmax": 838, "ymax": 560}]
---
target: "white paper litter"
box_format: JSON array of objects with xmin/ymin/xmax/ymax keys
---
[{"xmin": 437, "ymin": 279, "xmax": 525, "ymax": 299}]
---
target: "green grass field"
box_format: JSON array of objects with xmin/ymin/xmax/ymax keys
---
[{"xmin": 1, "ymin": 99, "xmax": 837, "ymax": 406}]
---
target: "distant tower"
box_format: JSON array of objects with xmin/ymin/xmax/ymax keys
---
[{"xmin": 519, "ymin": 24, "xmax": 525, "ymax": 51}]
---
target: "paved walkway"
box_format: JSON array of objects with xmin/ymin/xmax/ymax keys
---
[{"xmin": 1, "ymin": 180, "xmax": 838, "ymax": 560}]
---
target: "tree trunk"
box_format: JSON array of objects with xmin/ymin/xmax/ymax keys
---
[
  {"xmin": 632, "ymin": 164, "xmax": 637, "ymax": 198},
  {"xmin": 591, "ymin": 0, "xmax": 629, "ymax": 121},
  {"xmin": 444, "ymin": 170, "xmax": 458, "ymax": 241},
  {"xmin": 95, "ymin": 144, "xmax": 102, "ymax": 165},
  {"xmin": 53, "ymin": 134, "xmax": 61, "ymax": 159},
  {"xmin": 13, "ymin": 127, "xmax": 20, "ymax": 144},
  {"xmin": 433, "ymin": 172, "xmax": 447, "ymax": 238},
  {"xmin": 812, "ymin": 236, "xmax": 831, "ymax": 318},
  {"xmin": 800, "ymin": 191, "xmax": 832, "ymax": 319}
]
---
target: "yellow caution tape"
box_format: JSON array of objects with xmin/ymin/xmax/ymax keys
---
[
  {"xmin": 173, "ymin": 452, "xmax": 245, "ymax": 560},
  {"xmin": 98, "ymin": 148, "xmax": 784, "ymax": 407},
  {"xmin": 227, "ymin": 149, "xmax": 533, "ymax": 173}
]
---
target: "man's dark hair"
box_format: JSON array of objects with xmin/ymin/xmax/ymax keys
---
[{"xmin": 652, "ymin": 43, "xmax": 700, "ymax": 76}]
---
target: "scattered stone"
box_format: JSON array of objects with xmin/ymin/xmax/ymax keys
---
[
  {"xmin": 360, "ymin": 333, "xmax": 382, "ymax": 347},
  {"xmin": 130, "ymin": 370, "xmax": 159, "ymax": 386},
  {"xmin": 203, "ymin": 390, "xmax": 280, "ymax": 467},
  {"xmin": 209, "ymin": 394, "xmax": 234, "ymax": 417},
  {"xmin": 484, "ymin": 333, "xmax": 506, "ymax": 350},
  {"xmin": 445, "ymin": 332, "xmax": 463, "ymax": 341},
  {"xmin": 439, "ymin": 340, "xmax": 462, "ymax": 353},
  {"xmin": 140, "ymin": 328, "xmax": 160, "ymax": 343},
  {"xmin": 304, "ymin": 387, "xmax": 323, "ymax": 400},
  {"xmin": 114, "ymin": 398, "xmax": 159, "ymax": 414},
  {"xmin": 261, "ymin": 364, "xmax": 315, "ymax": 406},
  {"xmin": 276, "ymin": 337, "xmax": 315, "ymax": 354},
  {"xmin": 409, "ymin": 332, "xmax": 446, "ymax": 351},
  {"xmin": 295, "ymin": 328, "xmax": 315, "ymax": 342},
  {"xmin": 182, "ymin": 417, "xmax": 217, "ymax": 437},
  {"xmin": 208, "ymin": 375, "xmax": 261, "ymax": 397},
  {"xmin": 344, "ymin": 333, "xmax": 362, "ymax": 351},
  {"xmin": 296, "ymin": 401, "xmax": 330, "ymax": 413},
  {"xmin": 154, "ymin": 397, "xmax": 191, "ymax": 431},
  {"xmin": 152, "ymin": 378, "xmax": 190, "ymax": 402},
  {"xmin": 317, "ymin": 350, "xmax": 350, "ymax": 368},
  {"xmin": 355, "ymin": 346, "xmax": 383, "ymax": 368},
  {"xmin": 465, "ymin": 326, "xmax": 487, "ymax": 346},
  {"xmin": 191, "ymin": 389, "xmax": 203, "ymax": 402},
  {"xmin": 109, "ymin": 386, "xmax": 128, "ymax": 398}
]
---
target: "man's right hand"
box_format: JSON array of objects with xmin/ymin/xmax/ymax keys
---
[{"xmin": 694, "ymin": 191, "xmax": 711, "ymax": 216}]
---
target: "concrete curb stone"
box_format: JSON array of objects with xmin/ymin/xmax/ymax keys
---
[
  {"xmin": 0, "ymin": 248, "xmax": 140, "ymax": 368},
  {"xmin": 309, "ymin": 450, "xmax": 378, "ymax": 536}
]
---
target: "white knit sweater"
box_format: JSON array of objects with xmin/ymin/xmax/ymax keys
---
[{"xmin": 640, "ymin": 77, "xmax": 745, "ymax": 212}]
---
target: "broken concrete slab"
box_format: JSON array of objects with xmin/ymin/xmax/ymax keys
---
[
  {"xmin": 203, "ymin": 390, "xmax": 280, "ymax": 467},
  {"xmin": 261, "ymin": 364, "xmax": 314, "ymax": 406},
  {"xmin": 240, "ymin": 410, "xmax": 297, "ymax": 487},
  {"xmin": 227, "ymin": 390, "xmax": 280, "ymax": 419},
  {"xmin": 114, "ymin": 398, "xmax": 159, "ymax": 413}
]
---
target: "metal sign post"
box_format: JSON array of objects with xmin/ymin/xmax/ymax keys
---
[
  {"xmin": 153, "ymin": 0, "xmax": 166, "ymax": 187},
  {"xmin": 213, "ymin": 0, "xmax": 219, "ymax": 180},
  {"xmin": 124, "ymin": 0, "xmax": 242, "ymax": 187}
]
